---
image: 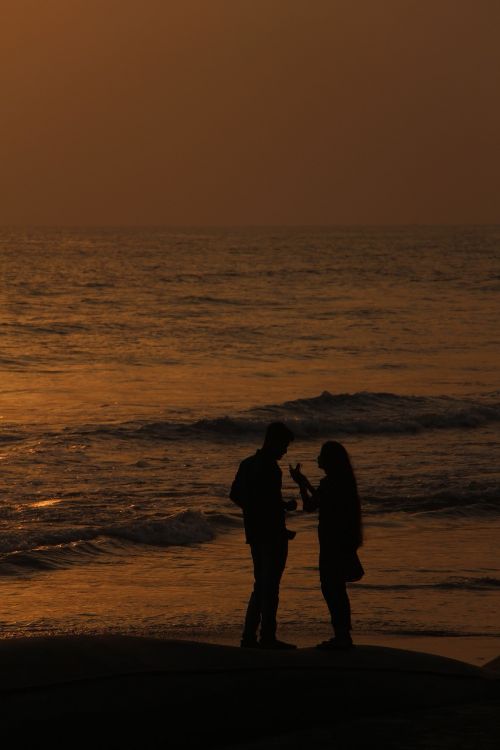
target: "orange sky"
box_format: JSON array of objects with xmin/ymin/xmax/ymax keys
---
[{"xmin": 1, "ymin": 0, "xmax": 499, "ymax": 225}]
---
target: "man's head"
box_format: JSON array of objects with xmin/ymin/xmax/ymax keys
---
[{"xmin": 262, "ymin": 422, "xmax": 295, "ymax": 460}]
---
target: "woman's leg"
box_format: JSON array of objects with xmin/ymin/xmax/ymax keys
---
[{"xmin": 320, "ymin": 575, "xmax": 352, "ymax": 639}]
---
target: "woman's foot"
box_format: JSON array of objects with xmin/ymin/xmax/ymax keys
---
[{"xmin": 316, "ymin": 636, "xmax": 353, "ymax": 651}]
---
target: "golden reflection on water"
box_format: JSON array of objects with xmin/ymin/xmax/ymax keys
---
[{"xmin": 30, "ymin": 498, "xmax": 63, "ymax": 508}]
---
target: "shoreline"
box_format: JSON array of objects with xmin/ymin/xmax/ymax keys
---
[
  {"xmin": 2, "ymin": 625, "xmax": 498, "ymax": 669},
  {"xmin": 173, "ymin": 630, "xmax": 500, "ymax": 668}
]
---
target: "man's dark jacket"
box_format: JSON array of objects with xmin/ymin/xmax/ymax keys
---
[{"xmin": 230, "ymin": 449, "xmax": 288, "ymax": 544}]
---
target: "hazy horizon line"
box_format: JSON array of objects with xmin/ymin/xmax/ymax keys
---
[{"xmin": 1, "ymin": 222, "xmax": 499, "ymax": 230}]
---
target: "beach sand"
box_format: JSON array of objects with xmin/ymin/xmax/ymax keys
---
[{"xmin": 1, "ymin": 635, "xmax": 498, "ymax": 748}]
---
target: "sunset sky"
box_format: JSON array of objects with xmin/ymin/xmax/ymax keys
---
[{"xmin": 1, "ymin": 0, "xmax": 499, "ymax": 226}]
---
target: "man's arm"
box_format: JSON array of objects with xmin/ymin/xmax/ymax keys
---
[{"xmin": 229, "ymin": 461, "xmax": 250, "ymax": 509}]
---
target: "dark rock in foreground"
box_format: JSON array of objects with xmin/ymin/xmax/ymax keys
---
[{"xmin": 0, "ymin": 636, "xmax": 497, "ymax": 748}]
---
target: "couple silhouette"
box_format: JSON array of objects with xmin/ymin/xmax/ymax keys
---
[{"xmin": 230, "ymin": 422, "xmax": 363, "ymax": 651}]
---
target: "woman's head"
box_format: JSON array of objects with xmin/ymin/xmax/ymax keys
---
[
  {"xmin": 318, "ymin": 440, "xmax": 363, "ymax": 547},
  {"xmin": 317, "ymin": 441, "xmax": 352, "ymax": 474}
]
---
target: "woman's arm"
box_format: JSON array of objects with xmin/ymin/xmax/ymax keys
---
[
  {"xmin": 289, "ymin": 464, "xmax": 319, "ymax": 512},
  {"xmin": 299, "ymin": 483, "xmax": 319, "ymax": 512}
]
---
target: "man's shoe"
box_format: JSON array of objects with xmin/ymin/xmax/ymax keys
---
[
  {"xmin": 240, "ymin": 637, "xmax": 259, "ymax": 649},
  {"xmin": 259, "ymin": 638, "xmax": 297, "ymax": 650},
  {"xmin": 316, "ymin": 637, "xmax": 353, "ymax": 651}
]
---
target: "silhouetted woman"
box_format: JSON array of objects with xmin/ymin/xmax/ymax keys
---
[{"xmin": 290, "ymin": 441, "xmax": 363, "ymax": 650}]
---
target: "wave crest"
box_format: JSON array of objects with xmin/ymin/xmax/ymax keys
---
[
  {"xmin": 355, "ymin": 576, "xmax": 500, "ymax": 591},
  {"xmin": 192, "ymin": 391, "xmax": 500, "ymax": 438},
  {"xmin": 0, "ymin": 510, "xmax": 220, "ymax": 576},
  {"xmin": 365, "ymin": 481, "xmax": 500, "ymax": 516},
  {"xmin": 62, "ymin": 390, "xmax": 500, "ymax": 444},
  {"xmin": 107, "ymin": 509, "xmax": 215, "ymax": 546}
]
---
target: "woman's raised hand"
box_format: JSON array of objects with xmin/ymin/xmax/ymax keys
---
[{"xmin": 289, "ymin": 463, "xmax": 305, "ymax": 485}]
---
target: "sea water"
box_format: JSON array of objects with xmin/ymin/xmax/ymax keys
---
[{"xmin": 1, "ymin": 227, "xmax": 499, "ymax": 655}]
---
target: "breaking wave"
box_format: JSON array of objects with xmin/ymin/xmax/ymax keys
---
[
  {"xmin": 364, "ymin": 481, "xmax": 500, "ymax": 516},
  {"xmin": 11, "ymin": 391, "xmax": 500, "ymax": 445},
  {"xmin": 0, "ymin": 509, "xmax": 226, "ymax": 576},
  {"xmin": 129, "ymin": 391, "xmax": 500, "ymax": 441},
  {"xmin": 354, "ymin": 576, "xmax": 500, "ymax": 591}
]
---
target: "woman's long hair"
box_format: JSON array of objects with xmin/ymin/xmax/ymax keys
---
[{"xmin": 320, "ymin": 441, "xmax": 363, "ymax": 548}]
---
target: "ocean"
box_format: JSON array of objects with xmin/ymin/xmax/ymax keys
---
[{"xmin": 1, "ymin": 226, "xmax": 499, "ymax": 659}]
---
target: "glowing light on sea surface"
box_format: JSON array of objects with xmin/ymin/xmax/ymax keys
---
[{"xmin": 30, "ymin": 498, "xmax": 64, "ymax": 508}]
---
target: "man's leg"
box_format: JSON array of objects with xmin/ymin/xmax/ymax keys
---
[
  {"xmin": 259, "ymin": 539, "xmax": 288, "ymax": 642},
  {"xmin": 242, "ymin": 544, "xmax": 263, "ymax": 644}
]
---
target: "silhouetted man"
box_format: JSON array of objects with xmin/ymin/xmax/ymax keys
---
[{"xmin": 230, "ymin": 422, "xmax": 297, "ymax": 649}]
